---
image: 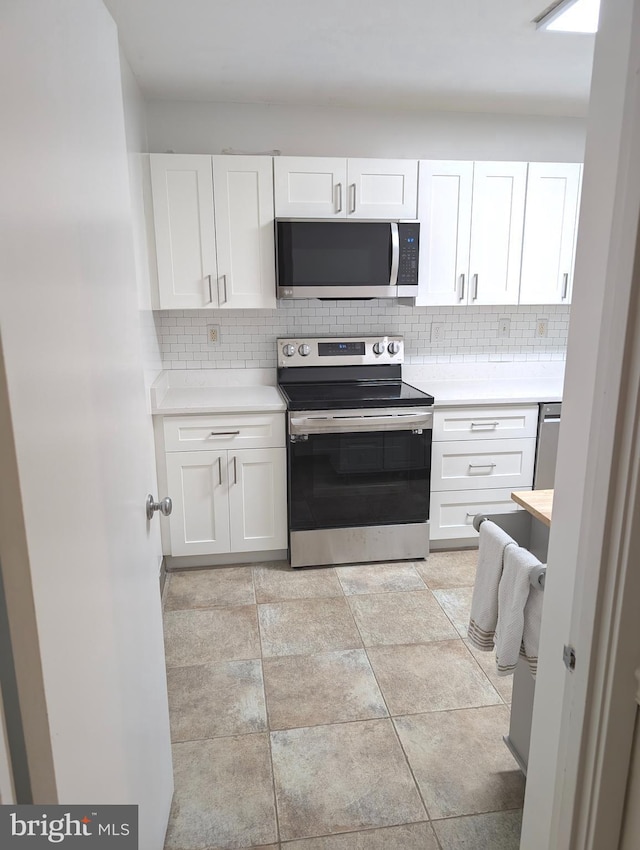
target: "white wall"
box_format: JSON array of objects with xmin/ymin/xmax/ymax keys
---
[
  {"xmin": 146, "ymin": 99, "xmax": 587, "ymax": 161},
  {"xmin": 120, "ymin": 54, "xmax": 163, "ymax": 396}
]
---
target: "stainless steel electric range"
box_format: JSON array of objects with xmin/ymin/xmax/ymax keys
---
[{"xmin": 277, "ymin": 336, "xmax": 434, "ymax": 568}]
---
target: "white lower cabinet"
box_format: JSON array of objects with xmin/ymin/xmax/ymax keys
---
[
  {"xmin": 430, "ymin": 404, "xmax": 537, "ymax": 543},
  {"xmin": 159, "ymin": 413, "xmax": 287, "ymax": 557}
]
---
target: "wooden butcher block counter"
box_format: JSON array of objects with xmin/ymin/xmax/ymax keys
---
[{"xmin": 511, "ymin": 489, "xmax": 553, "ymax": 528}]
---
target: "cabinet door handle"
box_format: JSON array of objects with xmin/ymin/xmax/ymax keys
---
[
  {"xmin": 217, "ymin": 274, "xmax": 228, "ymax": 305},
  {"xmin": 349, "ymin": 183, "xmax": 356, "ymax": 214},
  {"xmin": 562, "ymin": 272, "xmax": 569, "ymax": 299},
  {"xmin": 458, "ymin": 274, "xmax": 466, "ymax": 301},
  {"xmin": 335, "ymin": 183, "xmax": 343, "ymax": 213},
  {"xmin": 209, "ymin": 430, "xmax": 240, "ymax": 436},
  {"xmin": 205, "ymin": 274, "xmax": 214, "ymax": 305},
  {"xmin": 473, "ymin": 274, "xmax": 479, "ymax": 300},
  {"xmin": 217, "ymin": 456, "xmax": 224, "ymax": 485},
  {"xmin": 468, "ymin": 462, "xmax": 497, "ymax": 471},
  {"xmin": 232, "ymin": 456, "xmax": 238, "ymax": 485}
]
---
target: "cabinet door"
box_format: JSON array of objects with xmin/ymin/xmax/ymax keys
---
[
  {"xmin": 149, "ymin": 154, "xmax": 217, "ymax": 309},
  {"xmin": 274, "ymin": 156, "xmax": 347, "ymax": 218},
  {"xmin": 347, "ymin": 158, "xmax": 418, "ymax": 219},
  {"xmin": 165, "ymin": 451, "xmax": 230, "ymax": 556},
  {"xmin": 519, "ymin": 162, "xmax": 582, "ymax": 305},
  {"xmin": 416, "ymin": 161, "xmax": 473, "ymax": 305},
  {"xmin": 212, "ymin": 156, "xmax": 276, "ymax": 309},
  {"xmin": 228, "ymin": 448, "xmax": 287, "ymax": 552},
  {"xmin": 468, "ymin": 162, "xmax": 528, "ymax": 305}
]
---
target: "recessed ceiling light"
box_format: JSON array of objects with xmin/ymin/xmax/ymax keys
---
[{"xmin": 536, "ymin": 0, "xmax": 600, "ymax": 33}]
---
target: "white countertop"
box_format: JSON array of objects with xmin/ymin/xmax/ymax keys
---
[
  {"xmin": 151, "ymin": 361, "xmax": 564, "ymax": 415},
  {"xmin": 403, "ymin": 362, "xmax": 564, "ymax": 407},
  {"xmin": 151, "ymin": 369, "xmax": 286, "ymax": 415}
]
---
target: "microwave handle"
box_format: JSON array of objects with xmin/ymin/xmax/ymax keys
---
[{"xmin": 389, "ymin": 222, "xmax": 400, "ymax": 286}]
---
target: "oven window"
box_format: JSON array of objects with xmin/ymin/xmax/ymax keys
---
[
  {"xmin": 277, "ymin": 221, "xmax": 392, "ymax": 287},
  {"xmin": 289, "ymin": 429, "xmax": 431, "ymax": 530}
]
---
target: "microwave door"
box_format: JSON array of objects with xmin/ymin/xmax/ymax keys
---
[{"xmin": 276, "ymin": 220, "xmax": 402, "ymax": 299}]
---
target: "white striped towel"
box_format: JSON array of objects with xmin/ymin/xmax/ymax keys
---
[
  {"xmin": 467, "ymin": 520, "xmax": 517, "ymax": 651},
  {"xmin": 495, "ymin": 545, "xmax": 544, "ymax": 677},
  {"xmin": 522, "ymin": 578, "xmax": 544, "ymax": 678}
]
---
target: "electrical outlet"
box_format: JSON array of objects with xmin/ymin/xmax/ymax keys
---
[
  {"xmin": 431, "ymin": 323, "xmax": 445, "ymax": 344},
  {"xmin": 536, "ymin": 317, "xmax": 549, "ymax": 338},
  {"xmin": 498, "ymin": 317, "xmax": 511, "ymax": 338},
  {"xmin": 207, "ymin": 325, "xmax": 220, "ymax": 345}
]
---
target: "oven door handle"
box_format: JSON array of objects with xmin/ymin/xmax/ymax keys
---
[{"xmin": 289, "ymin": 410, "xmax": 433, "ymax": 435}]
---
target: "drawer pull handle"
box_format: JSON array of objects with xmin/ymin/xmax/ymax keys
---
[
  {"xmin": 468, "ymin": 462, "xmax": 497, "ymax": 472},
  {"xmin": 209, "ymin": 430, "xmax": 241, "ymax": 437},
  {"xmin": 470, "ymin": 421, "xmax": 499, "ymax": 429}
]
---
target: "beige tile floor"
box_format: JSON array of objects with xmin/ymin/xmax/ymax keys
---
[{"xmin": 162, "ymin": 550, "xmax": 523, "ymax": 850}]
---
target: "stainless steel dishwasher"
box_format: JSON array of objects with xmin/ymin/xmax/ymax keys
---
[{"xmin": 533, "ymin": 402, "xmax": 562, "ymax": 489}]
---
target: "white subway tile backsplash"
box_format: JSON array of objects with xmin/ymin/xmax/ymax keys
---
[{"xmin": 154, "ymin": 301, "xmax": 570, "ymax": 370}]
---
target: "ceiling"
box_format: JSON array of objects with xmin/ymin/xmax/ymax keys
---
[{"xmin": 104, "ymin": 0, "xmax": 595, "ymax": 117}]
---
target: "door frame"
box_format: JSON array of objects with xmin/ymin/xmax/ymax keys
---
[{"xmin": 520, "ymin": 1, "xmax": 640, "ymax": 847}]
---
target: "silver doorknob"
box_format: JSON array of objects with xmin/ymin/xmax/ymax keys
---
[{"xmin": 146, "ymin": 495, "xmax": 172, "ymax": 520}]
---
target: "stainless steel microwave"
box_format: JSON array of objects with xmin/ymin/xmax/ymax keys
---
[{"xmin": 276, "ymin": 220, "xmax": 420, "ymax": 299}]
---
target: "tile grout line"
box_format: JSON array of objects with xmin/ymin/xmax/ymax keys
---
[
  {"xmin": 355, "ymin": 616, "xmax": 436, "ymax": 829},
  {"xmin": 277, "ymin": 820, "xmax": 436, "ymax": 847},
  {"xmin": 251, "ymin": 565, "xmax": 282, "ymax": 849}
]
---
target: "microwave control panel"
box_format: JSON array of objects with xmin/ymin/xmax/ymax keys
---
[{"xmin": 397, "ymin": 223, "xmax": 420, "ymax": 285}]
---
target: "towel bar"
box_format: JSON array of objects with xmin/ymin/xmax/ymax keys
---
[{"xmin": 473, "ymin": 513, "xmax": 546, "ymax": 590}]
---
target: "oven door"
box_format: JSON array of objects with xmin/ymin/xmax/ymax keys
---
[
  {"xmin": 288, "ymin": 409, "xmax": 432, "ymax": 532},
  {"xmin": 277, "ymin": 220, "xmax": 402, "ymax": 299}
]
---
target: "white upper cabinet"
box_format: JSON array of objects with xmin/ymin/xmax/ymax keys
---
[
  {"xmin": 213, "ymin": 155, "xmax": 276, "ymax": 309},
  {"xmin": 149, "ymin": 154, "xmax": 276, "ymax": 310},
  {"xmin": 150, "ymin": 154, "xmax": 217, "ymax": 309},
  {"xmin": 417, "ymin": 160, "xmax": 527, "ymax": 306},
  {"xmin": 274, "ymin": 157, "xmax": 347, "ymax": 218},
  {"xmin": 274, "ymin": 156, "xmax": 418, "ymax": 219},
  {"xmin": 519, "ymin": 162, "xmax": 582, "ymax": 305},
  {"xmin": 468, "ymin": 162, "xmax": 528, "ymax": 305},
  {"xmin": 347, "ymin": 158, "xmax": 418, "ymax": 218},
  {"xmin": 416, "ymin": 161, "xmax": 473, "ymax": 305}
]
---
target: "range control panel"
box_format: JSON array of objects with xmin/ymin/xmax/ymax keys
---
[{"xmin": 278, "ymin": 336, "xmax": 404, "ymax": 368}]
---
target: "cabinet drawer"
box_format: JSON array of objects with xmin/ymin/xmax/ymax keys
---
[
  {"xmin": 433, "ymin": 406, "xmax": 538, "ymax": 442},
  {"xmin": 431, "ymin": 438, "xmax": 536, "ymax": 491},
  {"xmin": 430, "ymin": 488, "xmax": 529, "ymax": 541},
  {"xmin": 163, "ymin": 413, "xmax": 285, "ymax": 452}
]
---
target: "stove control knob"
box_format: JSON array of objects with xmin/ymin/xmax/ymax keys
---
[
  {"xmin": 298, "ymin": 344, "xmax": 311, "ymax": 356},
  {"xmin": 373, "ymin": 341, "xmax": 386, "ymax": 355},
  {"xmin": 283, "ymin": 344, "xmax": 296, "ymax": 357},
  {"xmin": 388, "ymin": 341, "xmax": 401, "ymax": 355}
]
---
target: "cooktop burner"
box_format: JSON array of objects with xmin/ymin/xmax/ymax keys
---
[{"xmin": 276, "ymin": 335, "xmax": 434, "ymax": 411}]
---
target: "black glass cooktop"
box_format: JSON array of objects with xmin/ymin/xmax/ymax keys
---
[{"xmin": 278, "ymin": 380, "xmax": 435, "ymax": 411}]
